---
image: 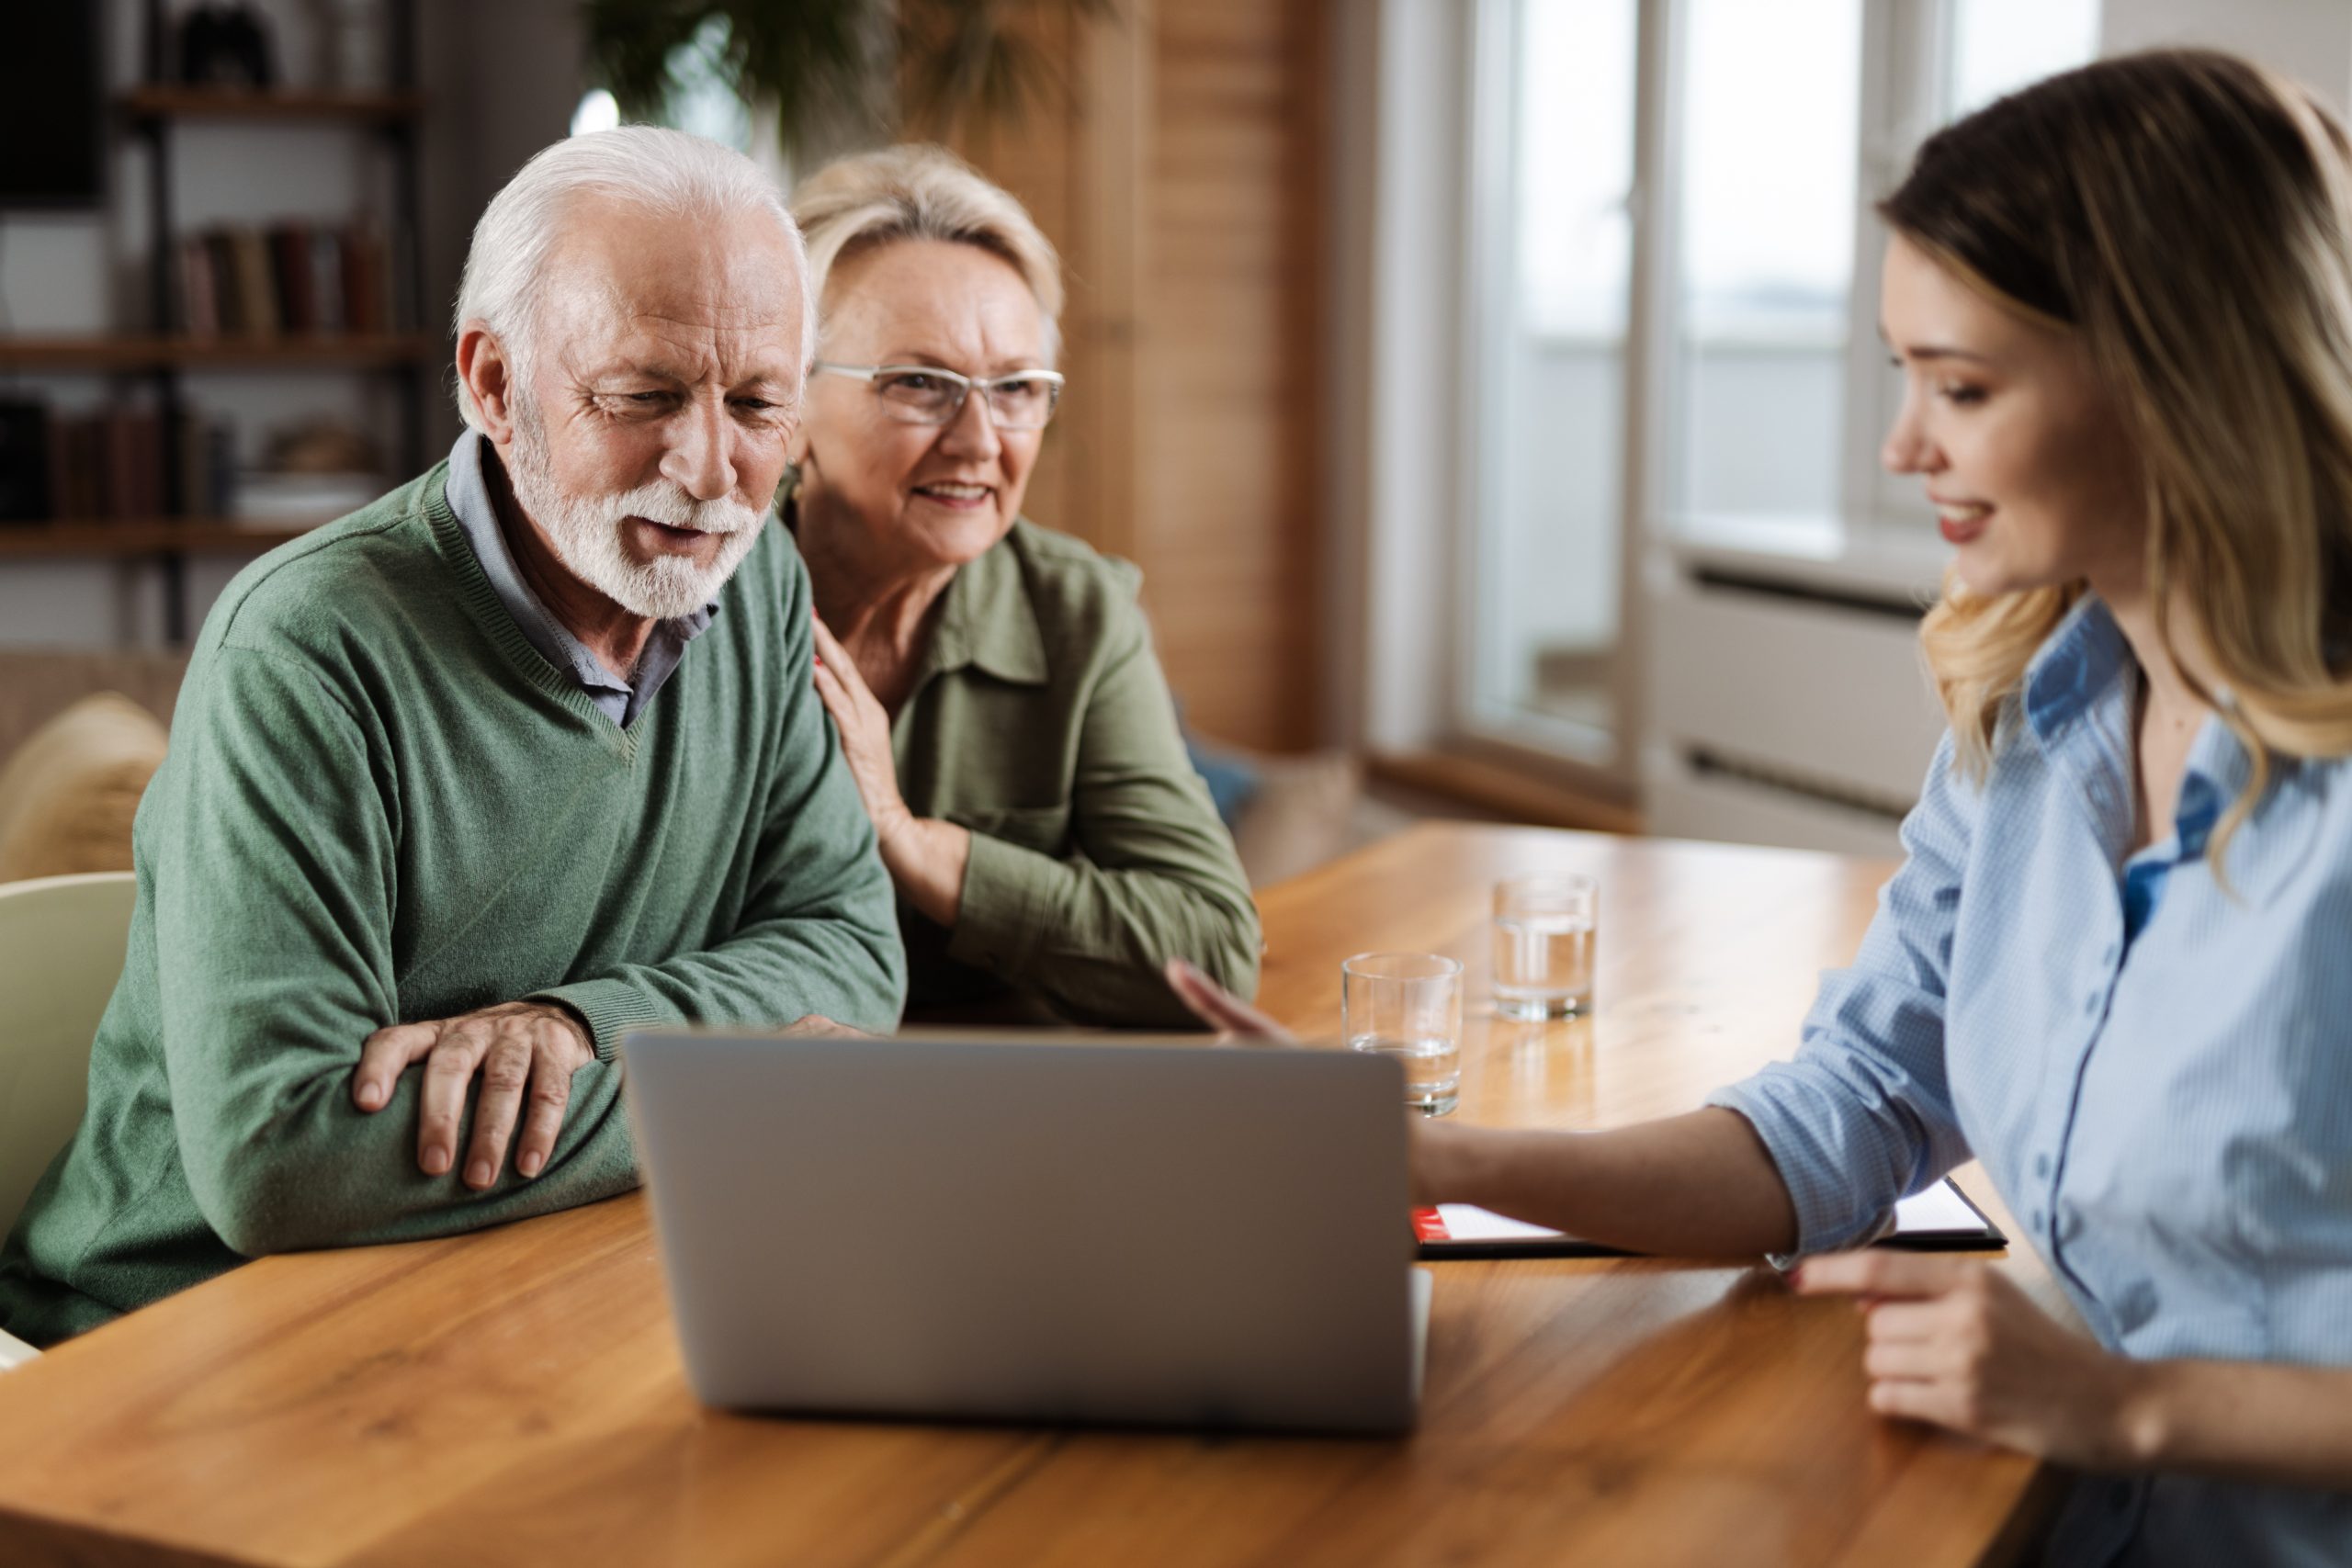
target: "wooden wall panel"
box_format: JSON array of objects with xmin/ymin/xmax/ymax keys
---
[
  {"xmin": 956, "ymin": 0, "xmax": 1325, "ymax": 752},
  {"xmin": 1134, "ymin": 0, "xmax": 1325, "ymax": 750}
]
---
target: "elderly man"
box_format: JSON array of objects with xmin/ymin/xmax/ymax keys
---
[{"xmin": 0, "ymin": 128, "xmax": 904, "ymax": 1345}]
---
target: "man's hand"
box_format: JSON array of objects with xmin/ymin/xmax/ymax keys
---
[
  {"xmin": 1794, "ymin": 1250, "xmax": 2149, "ymax": 1468},
  {"xmin": 352, "ymin": 1001, "xmax": 595, "ymax": 1189},
  {"xmin": 775, "ymin": 1014, "xmax": 876, "ymax": 1038}
]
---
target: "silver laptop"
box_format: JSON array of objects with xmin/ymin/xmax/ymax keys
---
[{"xmin": 622, "ymin": 1030, "xmax": 1430, "ymax": 1435}]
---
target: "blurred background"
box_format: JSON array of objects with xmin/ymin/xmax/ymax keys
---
[{"xmin": 0, "ymin": 0, "xmax": 2336, "ymax": 874}]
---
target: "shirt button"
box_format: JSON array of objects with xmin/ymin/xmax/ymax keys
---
[
  {"xmin": 2033, "ymin": 1154, "xmax": 2052, "ymax": 1179},
  {"xmin": 2030, "ymin": 1207, "xmax": 2046, "ymax": 1231},
  {"xmin": 2101, "ymin": 942, "xmax": 2120, "ymax": 965},
  {"xmin": 2084, "ymin": 992, "xmax": 2101, "ymax": 1016}
]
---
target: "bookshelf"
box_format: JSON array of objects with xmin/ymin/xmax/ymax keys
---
[
  {"xmin": 0, "ymin": 521, "xmax": 318, "ymax": 562},
  {"xmin": 0, "ymin": 0, "xmax": 425, "ymax": 640},
  {"xmin": 0, "ymin": 334, "xmax": 435, "ymax": 370},
  {"xmin": 119, "ymin": 86, "xmax": 424, "ymax": 123}
]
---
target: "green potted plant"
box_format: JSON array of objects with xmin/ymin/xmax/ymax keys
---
[{"xmin": 582, "ymin": 0, "xmax": 1117, "ymax": 162}]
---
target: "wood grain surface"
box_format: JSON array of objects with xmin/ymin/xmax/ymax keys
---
[
  {"xmin": 950, "ymin": 0, "xmax": 1329, "ymax": 751},
  {"xmin": 0, "ymin": 824, "xmax": 2057, "ymax": 1567}
]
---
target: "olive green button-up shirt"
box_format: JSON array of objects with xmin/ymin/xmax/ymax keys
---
[{"xmin": 885, "ymin": 518, "xmax": 1261, "ymax": 1026}]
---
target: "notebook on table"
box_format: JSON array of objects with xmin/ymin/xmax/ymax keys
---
[{"xmin": 1412, "ymin": 1177, "xmax": 2005, "ymax": 1258}]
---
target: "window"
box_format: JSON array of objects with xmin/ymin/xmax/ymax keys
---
[
  {"xmin": 1450, "ymin": 0, "xmax": 2099, "ymax": 775},
  {"xmin": 1949, "ymin": 0, "xmax": 2101, "ymax": 118},
  {"xmin": 1670, "ymin": 0, "xmax": 1863, "ymax": 525},
  {"xmin": 1463, "ymin": 0, "xmax": 1638, "ymax": 757}
]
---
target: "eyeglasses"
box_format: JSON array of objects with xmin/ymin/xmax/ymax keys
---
[{"xmin": 812, "ymin": 362, "xmax": 1065, "ymax": 432}]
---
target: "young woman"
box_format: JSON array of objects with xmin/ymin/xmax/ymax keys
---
[{"xmin": 1173, "ymin": 50, "xmax": 2352, "ymax": 1565}]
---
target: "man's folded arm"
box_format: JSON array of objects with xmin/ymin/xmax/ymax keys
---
[
  {"xmin": 155, "ymin": 645, "xmax": 640, "ymax": 1256},
  {"xmin": 531, "ymin": 556, "xmax": 907, "ymax": 1050}
]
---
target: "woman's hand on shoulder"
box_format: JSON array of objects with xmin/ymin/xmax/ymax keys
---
[
  {"xmin": 1794, "ymin": 1251, "xmax": 2153, "ymax": 1469},
  {"xmin": 811, "ymin": 613, "xmax": 970, "ymax": 923},
  {"xmin": 810, "ymin": 614, "xmax": 914, "ymax": 843}
]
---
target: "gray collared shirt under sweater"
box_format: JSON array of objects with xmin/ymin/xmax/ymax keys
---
[{"xmin": 442, "ymin": 428, "xmax": 716, "ymax": 728}]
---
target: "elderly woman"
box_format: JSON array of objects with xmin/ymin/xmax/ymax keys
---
[{"xmin": 784, "ymin": 145, "xmax": 1260, "ymax": 1027}]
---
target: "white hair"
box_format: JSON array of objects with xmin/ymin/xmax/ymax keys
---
[
  {"xmin": 790, "ymin": 143, "xmax": 1064, "ymax": 365},
  {"xmin": 452, "ymin": 126, "xmax": 815, "ymax": 429}
]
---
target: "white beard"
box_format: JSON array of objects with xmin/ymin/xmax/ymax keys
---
[{"xmin": 504, "ymin": 412, "xmax": 765, "ymax": 621}]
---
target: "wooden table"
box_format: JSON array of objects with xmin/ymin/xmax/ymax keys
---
[{"xmin": 0, "ymin": 824, "xmax": 2058, "ymax": 1566}]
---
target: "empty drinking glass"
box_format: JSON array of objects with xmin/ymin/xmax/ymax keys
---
[
  {"xmin": 1341, "ymin": 952, "xmax": 1463, "ymax": 1116},
  {"xmin": 1492, "ymin": 874, "xmax": 1597, "ymax": 1019}
]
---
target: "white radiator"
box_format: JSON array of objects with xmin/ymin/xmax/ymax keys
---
[{"xmin": 1640, "ymin": 549, "xmax": 1951, "ymax": 857}]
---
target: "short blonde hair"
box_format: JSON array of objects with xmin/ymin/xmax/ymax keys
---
[{"xmin": 789, "ymin": 144, "xmax": 1064, "ymax": 364}]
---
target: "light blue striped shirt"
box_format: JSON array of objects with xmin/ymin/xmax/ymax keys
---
[{"xmin": 1710, "ymin": 594, "xmax": 2352, "ymax": 1568}]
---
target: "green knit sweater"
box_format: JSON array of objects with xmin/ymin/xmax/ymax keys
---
[{"xmin": 0, "ymin": 465, "xmax": 905, "ymax": 1345}]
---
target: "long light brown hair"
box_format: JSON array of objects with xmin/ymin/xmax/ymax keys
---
[{"xmin": 1883, "ymin": 51, "xmax": 2352, "ymax": 860}]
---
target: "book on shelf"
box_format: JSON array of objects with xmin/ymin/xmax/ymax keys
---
[
  {"xmin": 0, "ymin": 400, "xmax": 237, "ymax": 524},
  {"xmin": 174, "ymin": 221, "xmax": 395, "ymax": 339}
]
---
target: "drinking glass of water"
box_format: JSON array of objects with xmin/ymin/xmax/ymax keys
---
[
  {"xmin": 1491, "ymin": 874, "xmax": 1597, "ymax": 1019},
  {"xmin": 1341, "ymin": 952, "xmax": 1463, "ymax": 1116}
]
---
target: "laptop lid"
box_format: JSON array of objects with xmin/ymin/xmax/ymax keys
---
[{"xmin": 623, "ymin": 1031, "xmax": 1419, "ymax": 1435}]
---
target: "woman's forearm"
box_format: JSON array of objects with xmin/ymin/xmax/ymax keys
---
[
  {"xmin": 1419, "ymin": 1107, "xmax": 1799, "ymax": 1257},
  {"xmin": 878, "ymin": 817, "xmax": 969, "ymax": 927},
  {"xmin": 2119, "ymin": 1359, "xmax": 2352, "ymax": 1488}
]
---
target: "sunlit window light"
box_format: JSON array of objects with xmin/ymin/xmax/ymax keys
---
[{"xmin": 571, "ymin": 88, "xmax": 621, "ymax": 138}]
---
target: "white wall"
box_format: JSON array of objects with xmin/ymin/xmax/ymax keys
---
[
  {"xmin": 1353, "ymin": 0, "xmax": 1473, "ymax": 755},
  {"xmin": 2100, "ymin": 0, "xmax": 2352, "ymax": 107},
  {"xmin": 0, "ymin": 0, "xmax": 585, "ymax": 649}
]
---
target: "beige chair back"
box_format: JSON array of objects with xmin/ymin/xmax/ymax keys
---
[{"xmin": 0, "ymin": 873, "xmax": 136, "ymax": 1236}]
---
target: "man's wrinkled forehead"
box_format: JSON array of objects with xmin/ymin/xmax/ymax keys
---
[{"xmin": 537, "ymin": 199, "xmax": 807, "ymax": 372}]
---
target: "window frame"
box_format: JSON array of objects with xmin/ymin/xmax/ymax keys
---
[{"xmin": 1430, "ymin": 0, "xmax": 2022, "ymax": 786}]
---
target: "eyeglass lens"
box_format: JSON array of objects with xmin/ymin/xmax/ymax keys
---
[{"xmin": 873, "ymin": 370, "xmax": 1058, "ymax": 430}]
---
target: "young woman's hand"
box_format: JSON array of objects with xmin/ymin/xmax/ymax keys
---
[
  {"xmin": 1795, "ymin": 1251, "xmax": 2149, "ymax": 1469},
  {"xmin": 1163, "ymin": 957, "xmax": 1293, "ymax": 1040}
]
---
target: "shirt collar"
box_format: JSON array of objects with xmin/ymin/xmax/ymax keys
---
[
  {"xmin": 2026, "ymin": 591, "xmax": 2297, "ymax": 882},
  {"xmin": 923, "ymin": 525, "xmax": 1049, "ymax": 685},
  {"xmin": 443, "ymin": 429, "xmax": 719, "ymax": 707},
  {"xmin": 2021, "ymin": 592, "xmax": 2131, "ymax": 741}
]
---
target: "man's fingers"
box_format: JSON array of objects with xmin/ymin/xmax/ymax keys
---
[
  {"xmin": 352, "ymin": 1021, "xmax": 438, "ymax": 1111},
  {"xmin": 415, "ymin": 1021, "xmax": 493, "ymax": 1177},
  {"xmin": 459, "ymin": 1031, "xmax": 537, "ymax": 1190},
  {"xmin": 1794, "ymin": 1248, "xmax": 1971, "ymax": 1300},
  {"xmin": 778, "ymin": 1014, "xmax": 876, "ymax": 1039},
  {"xmin": 510, "ymin": 1040, "xmax": 575, "ymax": 1181}
]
